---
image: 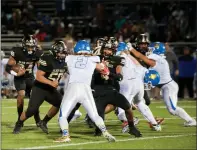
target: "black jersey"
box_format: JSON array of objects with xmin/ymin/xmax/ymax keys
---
[
  {"xmin": 11, "ymin": 47, "xmax": 43, "ymax": 78},
  {"xmin": 91, "ymin": 55, "xmax": 125, "ymax": 91},
  {"xmin": 34, "ymin": 53, "xmax": 67, "ymax": 90}
]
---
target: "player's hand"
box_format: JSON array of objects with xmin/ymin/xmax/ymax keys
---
[
  {"xmin": 50, "ymin": 80, "xmax": 59, "ymax": 88},
  {"xmin": 127, "ymin": 42, "xmax": 134, "ymax": 51},
  {"xmin": 17, "ymin": 68, "xmax": 26, "ymax": 76}
]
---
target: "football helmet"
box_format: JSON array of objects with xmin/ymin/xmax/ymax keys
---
[
  {"xmin": 135, "ymin": 33, "xmax": 150, "ymax": 55},
  {"xmin": 22, "ymin": 35, "xmax": 37, "ymax": 54},
  {"xmin": 149, "ymin": 42, "xmax": 166, "ymax": 55},
  {"xmin": 74, "ymin": 40, "xmax": 91, "ymax": 54},
  {"xmin": 116, "ymin": 42, "xmax": 129, "ymax": 55},
  {"xmin": 144, "ymin": 69, "xmax": 160, "ymax": 90},
  {"xmin": 51, "ymin": 40, "xmax": 68, "ymax": 62}
]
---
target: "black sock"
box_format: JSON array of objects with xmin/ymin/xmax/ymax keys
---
[
  {"xmin": 34, "ymin": 111, "xmax": 41, "ymax": 123},
  {"xmin": 128, "ymin": 121, "xmax": 135, "ymax": 128},
  {"xmin": 17, "ymin": 105, "xmax": 23, "ymax": 121},
  {"xmin": 43, "ymin": 114, "xmax": 52, "ymax": 123}
]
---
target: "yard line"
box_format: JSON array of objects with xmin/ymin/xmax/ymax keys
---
[
  {"xmin": 15, "ymin": 134, "xmax": 196, "ymax": 150},
  {"xmin": 156, "ymin": 106, "xmax": 196, "ymax": 109}
]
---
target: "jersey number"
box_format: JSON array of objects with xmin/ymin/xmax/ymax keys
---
[
  {"xmin": 48, "ymin": 72, "xmax": 64, "ymax": 81},
  {"xmin": 75, "ymin": 56, "xmax": 88, "ymax": 69}
]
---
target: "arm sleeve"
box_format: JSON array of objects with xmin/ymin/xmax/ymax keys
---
[{"xmin": 91, "ymin": 56, "xmax": 100, "ymax": 63}]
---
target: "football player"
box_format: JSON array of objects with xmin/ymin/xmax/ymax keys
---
[
  {"xmin": 6, "ymin": 35, "xmax": 42, "ymax": 129},
  {"xmin": 116, "ymin": 42, "xmax": 161, "ymax": 132},
  {"xmin": 89, "ymin": 37, "xmax": 142, "ymax": 137},
  {"xmin": 55, "ymin": 40, "xmax": 116, "ymax": 143},
  {"xmin": 128, "ymin": 42, "xmax": 196, "ymax": 126},
  {"xmin": 12, "ymin": 40, "xmax": 69, "ymax": 134},
  {"xmin": 133, "ymin": 33, "xmax": 151, "ymax": 106}
]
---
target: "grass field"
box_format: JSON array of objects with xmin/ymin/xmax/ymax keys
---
[{"xmin": 1, "ymin": 99, "xmax": 196, "ymax": 149}]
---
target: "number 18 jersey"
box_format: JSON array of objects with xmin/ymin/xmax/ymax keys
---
[{"xmin": 66, "ymin": 55, "xmax": 100, "ymax": 85}]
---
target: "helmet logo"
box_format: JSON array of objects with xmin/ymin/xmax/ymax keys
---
[
  {"xmin": 149, "ymin": 74, "xmax": 156, "ymax": 80},
  {"xmin": 154, "ymin": 43, "xmax": 159, "ymax": 49}
]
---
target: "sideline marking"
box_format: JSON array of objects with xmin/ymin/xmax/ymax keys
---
[{"xmin": 16, "ymin": 134, "xmax": 196, "ymax": 149}]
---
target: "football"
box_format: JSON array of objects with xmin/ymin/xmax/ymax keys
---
[{"xmin": 11, "ymin": 64, "xmax": 23, "ymax": 73}]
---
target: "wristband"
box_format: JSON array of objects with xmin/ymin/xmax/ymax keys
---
[{"xmin": 10, "ymin": 70, "xmax": 17, "ymax": 76}]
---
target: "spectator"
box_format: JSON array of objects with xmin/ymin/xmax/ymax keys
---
[
  {"xmin": 178, "ymin": 47, "xmax": 197, "ymax": 99},
  {"xmin": 165, "ymin": 42, "xmax": 179, "ymax": 81}
]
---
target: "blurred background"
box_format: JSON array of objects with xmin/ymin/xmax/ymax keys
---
[{"xmin": 1, "ymin": 0, "xmax": 197, "ymax": 100}]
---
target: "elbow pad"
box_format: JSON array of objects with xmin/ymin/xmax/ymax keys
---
[
  {"xmin": 5, "ymin": 64, "xmax": 12, "ymax": 74},
  {"xmin": 109, "ymin": 73, "xmax": 123, "ymax": 81}
]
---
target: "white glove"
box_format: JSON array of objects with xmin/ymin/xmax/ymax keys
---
[{"xmin": 126, "ymin": 42, "xmax": 134, "ymax": 51}]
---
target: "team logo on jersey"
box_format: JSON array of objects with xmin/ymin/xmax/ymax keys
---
[{"xmin": 149, "ymin": 74, "xmax": 156, "ymax": 80}]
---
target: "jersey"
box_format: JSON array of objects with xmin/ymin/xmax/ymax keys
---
[
  {"xmin": 91, "ymin": 55, "xmax": 124, "ymax": 91},
  {"xmin": 34, "ymin": 53, "xmax": 68, "ymax": 90},
  {"xmin": 10, "ymin": 47, "xmax": 42, "ymax": 78},
  {"xmin": 66, "ymin": 55, "xmax": 100, "ymax": 85},
  {"xmin": 120, "ymin": 53, "xmax": 138, "ymax": 80},
  {"xmin": 148, "ymin": 54, "xmax": 172, "ymax": 84}
]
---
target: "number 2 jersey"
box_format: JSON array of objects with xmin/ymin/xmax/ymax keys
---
[
  {"xmin": 65, "ymin": 55, "xmax": 100, "ymax": 86},
  {"xmin": 11, "ymin": 47, "xmax": 43, "ymax": 79},
  {"xmin": 34, "ymin": 53, "xmax": 68, "ymax": 90}
]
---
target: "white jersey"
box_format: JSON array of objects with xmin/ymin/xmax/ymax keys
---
[
  {"xmin": 120, "ymin": 53, "xmax": 138, "ymax": 80},
  {"xmin": 65, "ymin": 55, "xmax": 100, "ymax": 85},
  {"xmin": 148, "ymin": 54, "xmax": 172, "ymax": 84}
]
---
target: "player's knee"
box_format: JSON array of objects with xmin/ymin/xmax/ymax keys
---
[
  {"xmin": 26, "ymin": 108, "xmax": 38, "ymax": 118},
  {"xmin": 17, "ymin": 90, "xmax": 25, "ymax": 99},
  {"xmin": 168, "ymin": 108, "xmax": 176, "ymax": 115}
]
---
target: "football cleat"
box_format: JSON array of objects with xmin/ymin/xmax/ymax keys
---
[
  {"xmin": 54, "ymin": 136, "xmax": 71, "ymax": 143},
  {"xmin": 148, "ymin": 117, "xmax": 164, "ymax": 128},
  {"xmin": 103, "ymin": 131, "xmax": 116, "ymax": 142},
  {"xmin": 39, "ymin": 120, "xmax": 49, "ymax": 134},
  {"xmin": 152, "ymin": 124, "xmax": 162, "ymax": 131},
  {"xmin": 13, "ymin": 121, "xmax": 23, "ymax": 134},
  {"xmin": 184, "ymin": 119, "xmax": 196, "ymax": 127},
  {"xmin": 128, "ymin": 126, "xmax": 142, "ymax": 137}
]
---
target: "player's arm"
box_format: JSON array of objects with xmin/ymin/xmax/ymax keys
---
[
  {"xmin": 36, "ymin": 70, "xmax": 57, "ymax": 87},
  {"xmin": 36, "ymin": 56, "xmax": 58, "ymax": 88},
  {"xmin": 127, "ymin": 44, "xmax": 156, "ymax": 67},
  {"xmin": 5, "ymin": 56, "xmax": 25, "ymax": 76}
]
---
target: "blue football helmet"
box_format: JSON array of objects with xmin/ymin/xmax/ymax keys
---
[
  {"xmin": 149, "ymin": 42, "xmax": 166, "ymax": 55},
  {"xmin": 74, "ymin": 40, "xmax": 91, "ymax": 53},
  {"xmin": 116, "ymin": 42, "xmax": 128, "ymax": 55},
  {"xmin": 144, "ymin": 69, "xmax": 160, "ymax": 90}
]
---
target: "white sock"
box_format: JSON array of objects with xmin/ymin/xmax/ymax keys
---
[
  {"xmin": 137, "ymin": 101, "xmax": 157, "ymax": 125},
  {"xmin": 92, "ymin": 115, "xmax": 107, "ymax": 133},
  {"xmin": 59, "ymin": 116, "xmax": 69, "ymax": 136},
  {"xmin": 175, "ymin": 107, "xmax": 193, "ymax": 122}
]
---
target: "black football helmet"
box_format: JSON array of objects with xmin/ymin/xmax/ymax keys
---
[
  {"xmin": 100, "ymin": 36, "xmax": 118, "ymax": 57},
  {"xmin": 22, "ymin": 35, "xmax": 37, "ymax": 54},
  {"xmin": 135, "ymin": 34, "xmax": 150, "ymax": 55},
  {"xmin": 51, "ymin": 40, "xmax": 68, "ymax": 62}
]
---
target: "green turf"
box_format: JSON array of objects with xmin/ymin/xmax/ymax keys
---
[{"xmin": 1, "ymin": 99, "xmax": 196, "ymax": 149}]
